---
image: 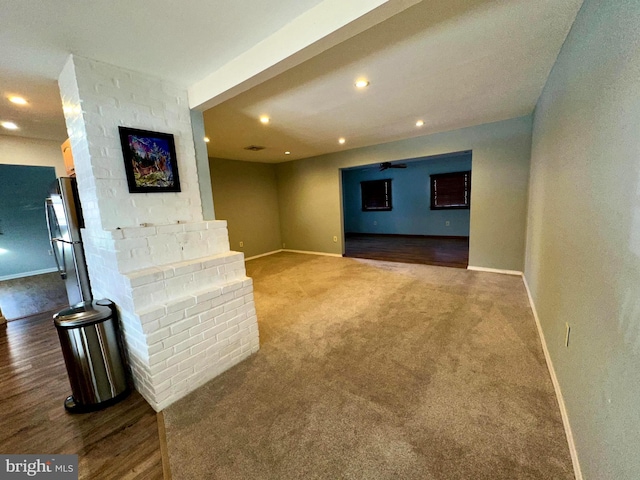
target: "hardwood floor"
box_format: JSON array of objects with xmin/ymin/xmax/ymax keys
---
[
  {"xmin": 0, "ymin": 272, "xmax": 67, "ymax": 320},
  {"xmin": 0, "ymin": 311, "xmax": 163, "ymax": 479},
  {"xmin": 344, "ymin": 233, "xmax": 469, "ymax": 268}
]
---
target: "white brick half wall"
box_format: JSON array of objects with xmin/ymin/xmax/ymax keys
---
[{"xmin": 58, "ymin": 55, "xmax": 259, "ymax": 411}]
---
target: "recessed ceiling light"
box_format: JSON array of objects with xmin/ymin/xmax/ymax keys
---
[
  {"xmin": 338, "ymin": 138, "xmax": 346, "ymax": 144},
  {"xmin": 355, "ymin": 80, "xmax": 369, "ymax": 89},
  {"xmin": 62, "ymin": 105, "xmax": 81, "ymax": 115},
  {"xmin": 285, "ymin": 151, "xmax": 291, "ymax": 155},
  {"xmin": 1, "ymin": 121, "xmax": 19, "ymax": 130},
  {"xmin": 416, "ymin": 120, "xmax": 425, "ymax": 127},
  {"xmin": 203, "ymin": 136, "xmax": 210, "ymax": 143},
  {"xmin": 9, "ymin": 96, "xmax": 27, "ymax": 105},
  {"xmin": 260, "ymin": 116, "xmax": 270, "ymax": 124}
]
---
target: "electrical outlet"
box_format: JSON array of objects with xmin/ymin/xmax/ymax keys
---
[
  {"xmin": 239, "ymin": 241, "xmax": 244, "ymax": 248},
  {"xmin": 445, "ymin": 221, "xmax": 450, "ymax": 226},
  {"xmin": 333, "ymin": 236, "xmax": 338, "ymax": 243},
  {"xmin": 373, "ymin": 221, "xmax": 377, "ymax": 225},
  {"xmin": 282, "ymin": 243, "xmax": 286, "ymax": 248},
  {"xmin": 565, "ymin": 323, "xmax": 571, "ymax": 347}
]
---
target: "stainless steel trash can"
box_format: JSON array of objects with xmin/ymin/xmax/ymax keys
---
[{"xmin": 54, "ymin": 299, "xmax": 130, "ymax": 413}]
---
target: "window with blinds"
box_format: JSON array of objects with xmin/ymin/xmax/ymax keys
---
[
  {"xmin": 430, "ymin": 171, "xmax": 471, "ymax": 209},
  {"xmin": 361, "ymin": 179, "xmax": 392, "ymax": 211}
]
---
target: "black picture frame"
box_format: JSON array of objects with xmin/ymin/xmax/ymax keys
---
[{"xmin": 118, "ymin": 126, "xmax": 181, "ymax": 193}]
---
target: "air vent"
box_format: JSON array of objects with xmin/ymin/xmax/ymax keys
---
[{"xmin": 244, "ymin": 145, "xmax": 266, "ymax": 151}]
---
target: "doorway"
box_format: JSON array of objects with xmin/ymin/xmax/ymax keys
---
[
  {"xmin": 341, "ymin": 151, "xmax": 471, "ymax": 268},
  {"xmin": 0, "ymin": 165, "xmax": 66, "ymax": 319}
]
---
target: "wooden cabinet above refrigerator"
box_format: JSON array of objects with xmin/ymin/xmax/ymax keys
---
[{"xmin": 61, "ymin": 138, "xmax": 75, "ymax": 177}]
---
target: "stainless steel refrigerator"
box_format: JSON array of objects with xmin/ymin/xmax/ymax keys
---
[{"xmin": 45, "ymin": 177, "xmax": 92, "ymax": 305}]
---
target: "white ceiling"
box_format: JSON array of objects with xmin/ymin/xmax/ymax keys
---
[
  {"xmin": 1, "ymin": 0, "xmax": 583, "ymax": 163},
  {"xmin": 204, "ymin": 0, "xmax": 584, "ymax": 162},
  {"xmin": 0, "ymin": 0, "xmax": 324, "ymax": 141}
]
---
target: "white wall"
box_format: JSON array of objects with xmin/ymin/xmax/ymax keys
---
[
  {"xmin": 525, "ymin": 0, "xmax": 640, "ymax": 478},
  {"xmin": 59, "ymin": 55, "xmax": 259, "ymax": 411},
  {"xmin": 61, "ymin": 57, "xmax": 203, "ymax": 232},
  {"xmin": 0, "ymin": 135, "xmax": 66, "ymax": 176}
]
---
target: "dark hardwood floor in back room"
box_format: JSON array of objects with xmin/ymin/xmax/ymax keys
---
[
  {"xmin": 344, "ymin": 234, "xmax": 469, "ymax": 268},
  {"xmin": 0, "ymin": 312, "xmax": 163, "ymax": 479}
]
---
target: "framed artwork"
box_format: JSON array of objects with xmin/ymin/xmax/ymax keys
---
[{"xmin": 118, "ymin": 127, "xmax": 181, "ymax": 193}]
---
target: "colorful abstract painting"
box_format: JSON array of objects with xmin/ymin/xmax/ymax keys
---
[{"xmin": 118, "ymin": 127, "xmax": 181, "ymax": 193}]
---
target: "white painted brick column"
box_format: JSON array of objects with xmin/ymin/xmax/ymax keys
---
[{"xmin": 58, "ymin": 55, "xmax": 259, "ymax": 411}]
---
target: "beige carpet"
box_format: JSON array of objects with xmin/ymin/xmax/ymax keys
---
[{"xmin": 163, "ymin": 253, "xmax": 573, "ymax": 479}]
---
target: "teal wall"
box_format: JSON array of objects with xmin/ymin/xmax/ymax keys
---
[
  {"xmin": 342, "ymin": 152, "xmax": 471, "ymax": 236},
  {"xmin": 0, "ymin": 165, "xmax": 57, "ymax": 279}
]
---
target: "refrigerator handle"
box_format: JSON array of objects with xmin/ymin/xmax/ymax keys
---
[{"xmin": 45, "ymin": 199, "xmax": 67, "ymax": 280}]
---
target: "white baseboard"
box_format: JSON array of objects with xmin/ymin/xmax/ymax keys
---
[
  {"xmin": 244, "ymin": 249, "xmax": 344, "ymax": 261},
  {"xmin": 467, "ymin": 265, "xmax": 523, "ymax": 276},
  {"xmin": 281, "ymin": 249, "xmax": 343, "ymax": 258},
  {"xmin": 0, "ymin": 267, "xmax": 58, "ymax": 282},
  {"xmin": 522, "ymin": 275, "xmax": 582, "ymax": 480},
  {"xmin": 244, "ymin": 250, "xmax": 283, "ymax": 261}
]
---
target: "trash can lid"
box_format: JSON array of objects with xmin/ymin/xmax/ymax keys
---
[{"xmin": 54, "ymin": 300, "xmax": 113, "ymax": 328}]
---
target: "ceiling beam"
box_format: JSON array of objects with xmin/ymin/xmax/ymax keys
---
[{"xmin": 188, "ymin": 0, "xmax": 421, "ymax": 111}]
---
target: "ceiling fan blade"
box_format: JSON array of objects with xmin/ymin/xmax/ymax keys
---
[{"xmin": 379, "ymin": 162, "xmax": 406, "ymax": 170}]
